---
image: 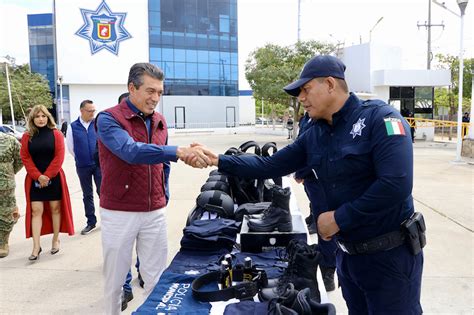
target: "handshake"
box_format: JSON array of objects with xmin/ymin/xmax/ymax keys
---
[{"xmin": 176, "ymin": 143, "xmax": 218, "ymax": 169}]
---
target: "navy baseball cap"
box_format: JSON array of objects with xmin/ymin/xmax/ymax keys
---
[{"xmin": 283, "ymin": 55, "xmax": 346, "ymax": 97}]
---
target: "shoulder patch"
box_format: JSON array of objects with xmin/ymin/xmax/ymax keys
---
[{"xmin": 384, "ymin": 117, "xmax": 406, "ymax": 136}]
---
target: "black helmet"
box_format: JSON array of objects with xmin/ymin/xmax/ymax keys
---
[
  {"xmin": 209, "ymin": 169, "xmax": 222, "ymax": 176},
  {"xmin": 239, "ymin": 140, "xmax": 261, "ymax": 155},
  {"xmin": 207, "ymin": 174, "xmax": 228, "ymax": 183},
  {"xmin": 186, "ymin": 190, "xmax": 235, "ymax": 225},
  {"xmin": 201, "ymin": 180, "xmax": 231, "ymax": 195}
]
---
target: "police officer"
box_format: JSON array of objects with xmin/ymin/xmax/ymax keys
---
[
  {"xmin": 294, "ymin": 110, "xmax": 337, "ymax": 292},
  {"xmin": 198, "ymin": 55, "xmax": 423, "ymax": 314},
  {"xmin": 0, "ymin": 132, "xmax": 23, "ymax": 258}
]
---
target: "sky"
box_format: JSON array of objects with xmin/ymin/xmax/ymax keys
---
[{"xmin": 0, "ymin": 0, "xmax": 472, "ymax": 89}]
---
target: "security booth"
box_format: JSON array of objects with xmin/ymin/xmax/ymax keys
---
[{"xmin": 388, "ymin": 86, "xmax": 434, "ymax": 119}]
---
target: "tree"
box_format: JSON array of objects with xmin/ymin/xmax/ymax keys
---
[
  {"xmin": 245, "ymin": 40, "xmax": 337, "ymax": 136},
  {"xmin": 434, "ymin": 53, "xmax": 472, "ymax": 119},
  {"xmin": 0, "ymin": 59, "xmax": 52, "ymax": 123}
]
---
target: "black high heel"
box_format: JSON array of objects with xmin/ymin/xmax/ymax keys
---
[
  {"xmin": 28, "ymin": 247, "xmax": 42, "ymax": 261},
  {"xmin": 51, "ymin": 240, "xmax": 60, "ymax": 255}
]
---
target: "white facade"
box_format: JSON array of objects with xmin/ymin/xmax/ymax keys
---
[
  {"xmin": 158, "ymin": 96, "xmax": 239, "ymax": 129},
  {"xmin": 342, "ymin": 43, "xmax": 451, "ymax": 102},
  {"xmin": 55, "ymin": 0, "xmax": 149, "ymax": 86},
  {"xmin": 238, "ymin": 95, "xmax": 256, "ymax": 126},
  {"xmin": 53, "ymin": 0, "xmax": 246, "ymax": 128},
  {"xmin": 68, "ymin": 84, "xmax": 127, "ymax": 122}
]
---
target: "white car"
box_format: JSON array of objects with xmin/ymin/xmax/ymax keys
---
[{"xmin": 0, "ymin": 124, "xmax": 25, "ymax": 141}]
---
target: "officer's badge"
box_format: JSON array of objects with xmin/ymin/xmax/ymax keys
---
[
  {"xmin": 75, "ymin": 1, "xmax": 132, "ymax": 55},
  {"xmin": 350, "ymin": 118, "xmax": 366, "ymax": 139}
]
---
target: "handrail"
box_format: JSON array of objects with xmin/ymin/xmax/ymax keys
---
[{"xmin": 404, "ymin": 117, "xmax": 470, "ymax": 139}]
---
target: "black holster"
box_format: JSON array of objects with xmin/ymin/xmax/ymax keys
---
[{"xmin": 401, "ymin": 212, "xmax": 426, "ymax": 255}]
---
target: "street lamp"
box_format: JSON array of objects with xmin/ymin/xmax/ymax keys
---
[
  {"xmin": 455, "ymin": 0, "xmax": 468, "ymax": 162},
  {"xmin": 0, "ymin": 57, "xmax": 16, "ymax": 131},
  {"xmin": 57, "ymin": 75, "xmax": 64, "ymax": 123},
  {"xmin": 469, "ymin": 69, "xmax": 474, "ymax": 139},
  {"xmin": 369, "ymin": 16, "xmax": 384, "ymax": 42}
]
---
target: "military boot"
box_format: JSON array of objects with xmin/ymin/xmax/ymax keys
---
[
  {"xmin": 247, "ymin": 186, "xmax": 292, "ymax": 232},
  {"xmin": 291, "ymin": 287, "xmax": 336, "ymax": 315},
  {"xmin": 267, "ymin": 284, "xmax": 300, "ymax": 315},
  {"xmin": 0, "ymin": 231, "xmax": 11, "ymax": 258},
  {"xmin": 320, "ymin": 266, "xmax": 336, "ymax": 292},
  {"xmin": 259, "ymin": 240, "xmax": 321, "ymax": 302}
]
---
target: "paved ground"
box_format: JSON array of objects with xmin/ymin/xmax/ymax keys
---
[{"xmin": 0, "ymin": 131, "xmax": 472, "ymax": 314}]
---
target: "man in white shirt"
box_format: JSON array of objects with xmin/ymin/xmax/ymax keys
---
[{"xmin": 66, "ymin": 100, "xmax": 101, "ymax": 235}]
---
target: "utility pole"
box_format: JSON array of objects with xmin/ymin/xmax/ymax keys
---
[
  {"xmin": 297, "ymin": 0, "xmax": 301, "ymax": 41},
  {"xmin": 417, "ymin": 0, "xmax": 444, "ymax": 69}
]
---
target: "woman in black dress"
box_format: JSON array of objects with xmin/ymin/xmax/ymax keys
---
[{"xmin": 20, "ymin": 105, "xmax": 74, "ymax": 261}]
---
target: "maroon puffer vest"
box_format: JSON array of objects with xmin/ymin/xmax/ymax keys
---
[{"xmin": 98, "ymin": 100, "xmax": 168, "ymax": 211}]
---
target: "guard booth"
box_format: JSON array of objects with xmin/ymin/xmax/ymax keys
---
[{"xmin": 388, "ymin": 86, "xmax": 434, "ymax": 119}]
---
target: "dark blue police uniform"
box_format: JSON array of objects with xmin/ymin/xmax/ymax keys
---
[
  {"xmin": 218, "ymin": 93, "xmax": 423, "ymax": 314},
  {"xmin": 295, "ymin": 112, "xmax": 337, "ymax": 270}
]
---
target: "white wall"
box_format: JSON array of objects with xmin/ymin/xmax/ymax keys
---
[
  {"xmin": 373, "ymin": 86, "xmax": 389, "ymax": 103},
  {"xmin": 238, "ymin": 95, "xmax": 255, "ymax": 125},
  {"xmin": 343, "ymin": 43, "xmax": 402, "ymax": 94},
  {"xmin": 68, "ymin": 84, "xmax": 127, "ymax": 122},
  {"xmin": 372, "ymin": 69, "xmax": 451, "ymax": 87},
  {"xmin": 342, "ymin": 44, "xmax": 371, "ymax": 93},
  {"xmin": 160, "ymin": 96, "xmax": 239, "ymax": 129},
  {"xmin": 369, "ymin": 43, "xmax": 402, "ymax": 71},
  {"xmin": 55, "ymin": 0, "xmax": 148, "ymax": 85}
]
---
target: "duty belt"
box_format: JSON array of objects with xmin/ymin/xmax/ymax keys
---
[{"xmin": 336, "ymin": 230, "xmax": 406, "ymax": 255}]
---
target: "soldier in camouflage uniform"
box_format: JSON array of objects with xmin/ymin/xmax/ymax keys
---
[{"xmin": 0, "ymin": 132, "xmax": 23, "ymax": 257}]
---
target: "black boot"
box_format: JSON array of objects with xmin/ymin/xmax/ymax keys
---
[
  {"xmin": 235, "ymin": 202, "xmax": 271, "ymax": 221},
  {"xmin": 268, "ymin": 303, "xmax": 298, "ymax": 315},
  {"xmin": 266, "ymin": 283, "xmax": 299, "ymax": 313},
  {"xmin": 259, "ymin": 240, "xmax": 321, "ymax": 302},
  {"xmin": 121, "ymin": 290, "xmax": 134, "ymax": 311},
  {"xmin": 247, "ymin": 186, "xmax": 292, "ymax": 232},
  {"xmin": 320, "ymin": 266, "xmax": 336, "ymax": 292},
  {"xmin": 291, "ymin": 287, "xmax": 336, "ymax": 315},
  {"xmin": 307, "ymin": 221, "xmax": 317, "ymax": 234}
]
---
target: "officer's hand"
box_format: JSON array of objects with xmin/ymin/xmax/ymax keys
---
[
  {"xmin": 189, "ymin": 143, "xmax": 218, "ymax": 166},
  {"xmin": 294, "ymin": 177, "xmax": 304, "ymax": 184},
  {"xmin": 202, "ymin": 148, "xmax": 218, "ymax": 166},
  {"xmin": 317, "ymin": 211, "xmax": 340, "ymax": 240},
  {"xmin": 177, "ymin": 145, "xmax": 210, "ymax": 168}
]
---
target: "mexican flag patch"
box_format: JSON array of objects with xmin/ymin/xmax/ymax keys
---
[{"xmin": 384, "ymin": 117, "xmax": 406, "ymax": 136}]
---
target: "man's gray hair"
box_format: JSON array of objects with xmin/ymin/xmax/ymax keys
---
[{"xmin": 128, "ymin": 63, "xmax": 164, "ymax": 89}]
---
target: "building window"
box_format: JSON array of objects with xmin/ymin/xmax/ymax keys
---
[
  {"xmin": 389, "ymin": 86, "xmax": 433, "ymax": 119},
  {"xmin": 149, "ymin": 0, "xmax": 238, "ymax": 96}
]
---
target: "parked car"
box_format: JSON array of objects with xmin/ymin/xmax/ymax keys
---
[
  {"xmin": 0, "ymin": 124, "xmax": 25, "ymax": 141},
  {"xmin": 256, "ymin": 117, "xmax": 268, "ymax": 125}
]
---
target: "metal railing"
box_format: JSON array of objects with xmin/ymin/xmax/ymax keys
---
[{"xmin": 405, "ymin": 117, "xmax": 470, "ymax": 141}]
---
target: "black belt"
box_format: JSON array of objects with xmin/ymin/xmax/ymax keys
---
[
  {"xmin": 337, "ymin": 230, "xmax": 406, "ymax": 255},
  {"xmin": 192, "ymin": 270, "xmax": 260, "ymax": 302}
]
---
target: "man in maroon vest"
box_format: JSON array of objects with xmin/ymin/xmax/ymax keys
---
[{"xmin": 96, "ymin": 63, "xmax": 210, "ymax": 314}]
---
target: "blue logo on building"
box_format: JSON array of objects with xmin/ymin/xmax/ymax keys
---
[{"xmin": 75, "ymin": 1, "xmax": 131, "ymax": 55}]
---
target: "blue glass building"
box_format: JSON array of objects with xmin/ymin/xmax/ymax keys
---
[
  {"xmin": 27, "ymin": 14, "xmax": 56, "ymax": 94},
  {"xmin": 148, "ymin": 0, "xmax": 238, "ymax": 96}
]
